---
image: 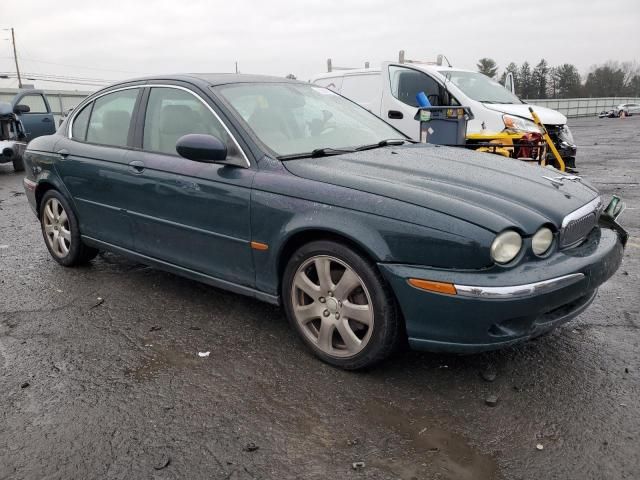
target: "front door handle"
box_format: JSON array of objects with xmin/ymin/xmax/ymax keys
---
[
  {"xmin": 388, "ymin": 110, "xmax": 403, "ymax": 119},
  {"xmin": 57, "ymin": 149, "xmax": 69, "ymax": 159},
  {"xmin": 128, "ymin": 160, "xmax": 145, "ymax": 173},
  {"xmin": 42, "ymin": 117, "xmax": 51, "ymax": 122}
]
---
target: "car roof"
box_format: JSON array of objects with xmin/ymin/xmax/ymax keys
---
[{"xmin": 114, "ymin": 73, "xmax": 301, "ymax": 87}]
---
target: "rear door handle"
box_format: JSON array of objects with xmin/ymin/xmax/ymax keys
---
[
  {"xmin": 128, "ymin": 160, "xmax": 145, "ymax": 173},
  {"xmin": 57, "ymin": 149, "xmax": 69, "ymax": 159},
  {"xmin": 388, "ymin": 110, "xmax": 403, "ymax": 119}
]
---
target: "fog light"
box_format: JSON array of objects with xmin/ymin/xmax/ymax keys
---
[
  {"xmin": 532, "ymin": 227, "xmax": 553, "ymax": 256},
  {"xmin": 491, "ymin": 230, "xmax": 522, "ymax": 264}
]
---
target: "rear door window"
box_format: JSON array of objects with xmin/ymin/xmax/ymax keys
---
[{"xmin": 86, "ymin": 89, "xmax": 139, "ymax": 147}]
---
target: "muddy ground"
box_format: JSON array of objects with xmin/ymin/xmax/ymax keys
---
[{"xmin": 1, "ymin": 116, "xmax": 638, "ymax": 480}]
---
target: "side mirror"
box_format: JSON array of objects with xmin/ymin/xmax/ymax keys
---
[
  {"xmin": 14, "ymin": 104, "xmax": 30, "ymax": 114},
  {"xmin": 176, "ymin": 134, "xmax": 227, "ymax": 163},
  {"xmin": 505, "ymin": 72, "xmax": 515, "ymax": 94}
]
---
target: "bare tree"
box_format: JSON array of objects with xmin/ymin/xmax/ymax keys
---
[{"xmin": 477, "ymin": 58, "xmax": 498, "ymax": 79}]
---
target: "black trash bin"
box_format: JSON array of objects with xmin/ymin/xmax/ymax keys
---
[{"xmin": 414, "ymin": 106, "xmax": 474, "ymax": 146}]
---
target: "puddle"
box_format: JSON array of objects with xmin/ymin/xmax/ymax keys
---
[
  {"xmin": 364, "ymin": 402, "xmax": 498, "ymax": 480},
  {"xmin": 123, "ymin": 345, "xmax": 200, "ymax": 380}
]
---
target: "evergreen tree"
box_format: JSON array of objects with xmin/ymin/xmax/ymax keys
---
[
  {"xmin": 518, "ymin": 62, "xmax": 533, "ymax": 98},
  {"xmin": 553, "ymin": 64, "xmax": 582, "ymax": 98},
  {"xmin": 532, "ymin": 59, "xmax": 549, "ymax": 99}
]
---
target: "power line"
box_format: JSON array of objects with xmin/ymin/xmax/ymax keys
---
[
  {"xmin": 5, "ymin": 55, "xmax": 142, "ymax": 75},
  {"xmin": 0, "ymin": 72, "xmax": 109, "ymax": 87},
  {"xmin": 1, "ymin": 70, "xmax": 113, "ymax": 82}
]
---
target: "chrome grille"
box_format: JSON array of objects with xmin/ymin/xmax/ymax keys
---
[
  {"xmin": 559, "ymin": 197, "xmax": 602, "ymax": 249},
  {"xmin": 560, "ymin": 212, "xmax": 597, "ymax": 247}
]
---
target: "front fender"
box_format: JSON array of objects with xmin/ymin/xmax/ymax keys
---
[{"xmin": 251, "ymin": 188, "xmax": 494, "ymax": 297}]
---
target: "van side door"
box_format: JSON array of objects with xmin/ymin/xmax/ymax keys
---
[
  {"xmin": 381, "ymin": 63, "xmax": 448, "ymax": 140},
  {"xmin": 12, "ymin": 92, "xmax": 56, "ymax": 141}
]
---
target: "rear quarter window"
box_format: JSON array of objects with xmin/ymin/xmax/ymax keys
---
[{"xmin": 71, "ymin": 103, "xmax": 92, "ymax": 140}]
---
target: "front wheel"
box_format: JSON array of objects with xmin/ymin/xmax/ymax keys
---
[
  {"xmin": 282, "ymin": 240, "xmax": 402, "ymax": 369},
  {"xmin": 40, "ymin": 190, "xmax": 99, "ymax": 266},
  {"xmin": 12, "ymin": 155, "xmax": 24, "ymax": 172}
]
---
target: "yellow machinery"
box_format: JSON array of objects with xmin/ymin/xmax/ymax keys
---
[
  {"xmin": 463, "ymin": 107, "xmax": 566, "ymax": 172},
  {"xmin": 465, "ymin": 131, "xmax": 548, "ymax": 165},
  {"xmin": 528, "ymin": 106, "xmax": 565, "ymax": 171}
]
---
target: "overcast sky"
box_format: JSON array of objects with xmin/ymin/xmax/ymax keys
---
[{"xmin": 1, "ymin": 0, "xmax": 639, "ymax": 91}]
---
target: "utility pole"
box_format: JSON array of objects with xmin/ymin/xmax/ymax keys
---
[{"xmin": 11, "ymin": 28, "xmax": 23, "ymax": 88}]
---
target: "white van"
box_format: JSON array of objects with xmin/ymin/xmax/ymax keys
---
[{"xmin": 312, "ymin": 61, "xmax": 577, "ymax": 168}]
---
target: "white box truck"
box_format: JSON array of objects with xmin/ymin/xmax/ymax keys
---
[{"xmin": 312, "ymin": 57, "xmax": 577, "ymax": 169}]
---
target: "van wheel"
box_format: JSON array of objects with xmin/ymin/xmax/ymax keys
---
[
  {"xmin": 282, "ymin": 240, "xmax": 402, "ymax": 369},
  {"xmin": 40, "ymin": 190, "xmax": 98, "ymax": 266},
  {"xmin": 12, "ymin": 156, "xmax": 24, "ymax": 172}
]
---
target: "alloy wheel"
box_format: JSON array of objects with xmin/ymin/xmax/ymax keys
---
[
  {"xmin": 43, "ymin": 198, "xmax": 71, "ymax": 258},
  {"xmin": 291, "ymin": 255, "xmax": 374, "ymax": 358}
]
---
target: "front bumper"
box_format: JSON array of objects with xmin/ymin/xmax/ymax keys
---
[
  {"xmin": 378, "ymin": 227, "xmax": 624, "ymax": 353},
  {"xmin": 546, "ymin": 125, "xmax": 577, "ymax": 167},
  {"xmin": 0, "ymin": 140, "xmax": 26, "ymax": 163}
]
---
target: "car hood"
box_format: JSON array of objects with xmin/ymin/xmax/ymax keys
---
[
  {"xmin": 484, "ymin": 103, "xmax": 567, "ymax": 125},
  {"xmin": 283, "ymin": 144, "xmax": 599, "ymax": 234}
]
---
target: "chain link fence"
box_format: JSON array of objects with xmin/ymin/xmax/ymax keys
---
[
  {"xmin": 524, "ymin": 97, "xmax": 640, "ymax": 118},
  {"xmin": 2, "ymin": 88, "xmax": 639, "ymax": 122}
]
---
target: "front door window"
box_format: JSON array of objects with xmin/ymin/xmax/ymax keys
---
[
  {"xmin": 389, "ymin": 66, "xmax": 442, "ymax": 107},
  {"xmin": 142, "ymin": 87, "xmax": 243, "ymax": 162}
]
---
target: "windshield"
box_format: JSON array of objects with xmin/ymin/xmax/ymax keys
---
[
  {"xmin": 214, "ymin": 83, "xmax": 404, "ymax": 157},
  {"xmin": 445, "ymin": 70, "xmax": 523, "ymax": 104}
]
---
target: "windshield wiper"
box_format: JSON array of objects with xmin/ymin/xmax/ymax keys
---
[
  {"xmin": 311, "ymin": 147, "xmax": 356, "ymax": 157},
  {"xmin": 355, "ymin": 138, "xmax": 411, "ymax": 151},
  {"xmin": 277, "ymin": 147, "xmax": 356, "ymax": 161}
]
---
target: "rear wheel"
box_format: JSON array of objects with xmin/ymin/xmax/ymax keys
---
[
  {"xmin": 40, "ymin": 190, "xmax": 98, "ymax": 266},
  {"xmin": 282, "ymin": 240, "xmax": 402, "ymax": 369}
]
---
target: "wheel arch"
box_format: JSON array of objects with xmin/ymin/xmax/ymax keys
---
[
  {"xmin": 275, "ymin": 227, "xmax": 389, "ymax": 296},
  {"xmin": 35, "ymin": 181, "xmax": 59, "ymax": 216}
]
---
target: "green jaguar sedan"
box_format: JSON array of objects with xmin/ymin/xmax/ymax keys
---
[{"xmin": 21, "ymin": 74, "xmax": 626, "ymax": 369}]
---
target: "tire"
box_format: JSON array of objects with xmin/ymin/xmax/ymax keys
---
[
  {"xmin": 12, "ymin": 155, "xmax": 24, "ymax": 172},
  {"xmin": 40, "ymin": 190, "xmax": 99, "ymax": 266},
  {"xmin": 282, "ymin": 240, "xmax": 402, "ymax": 369}
]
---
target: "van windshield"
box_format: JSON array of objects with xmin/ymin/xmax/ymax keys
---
[
  {"xmin": 214, "ymin": 83, "xmax": 405, "ymax": 157},
  {"xmin": 445, "ymin": 71, "xmax": 523, "ymax": 105}
]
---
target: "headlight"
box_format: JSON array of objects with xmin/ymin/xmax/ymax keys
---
[
  {"xmin": 491, "ymin": 230, "xmax": 523, "ymax": 264},
  {"xmin": 503, "ymin": 114, "xmax": 543, "ymax": 133},
  {"xmin": 532, "ymin": 227, "xmax": 554, "ymax": 256},
  {"xmin": 558, "ymin": 125, "xmax": 575, "ymax": 144}
]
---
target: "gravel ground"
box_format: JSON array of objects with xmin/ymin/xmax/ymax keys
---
[{"xmin": 0, "ymin": 116, "xmax": 638, "ymax": 480}]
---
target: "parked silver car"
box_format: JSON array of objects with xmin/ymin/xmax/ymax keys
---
[{"xmin": 616, "ymin": 103, "xmax": 640, "ymax": 116}]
